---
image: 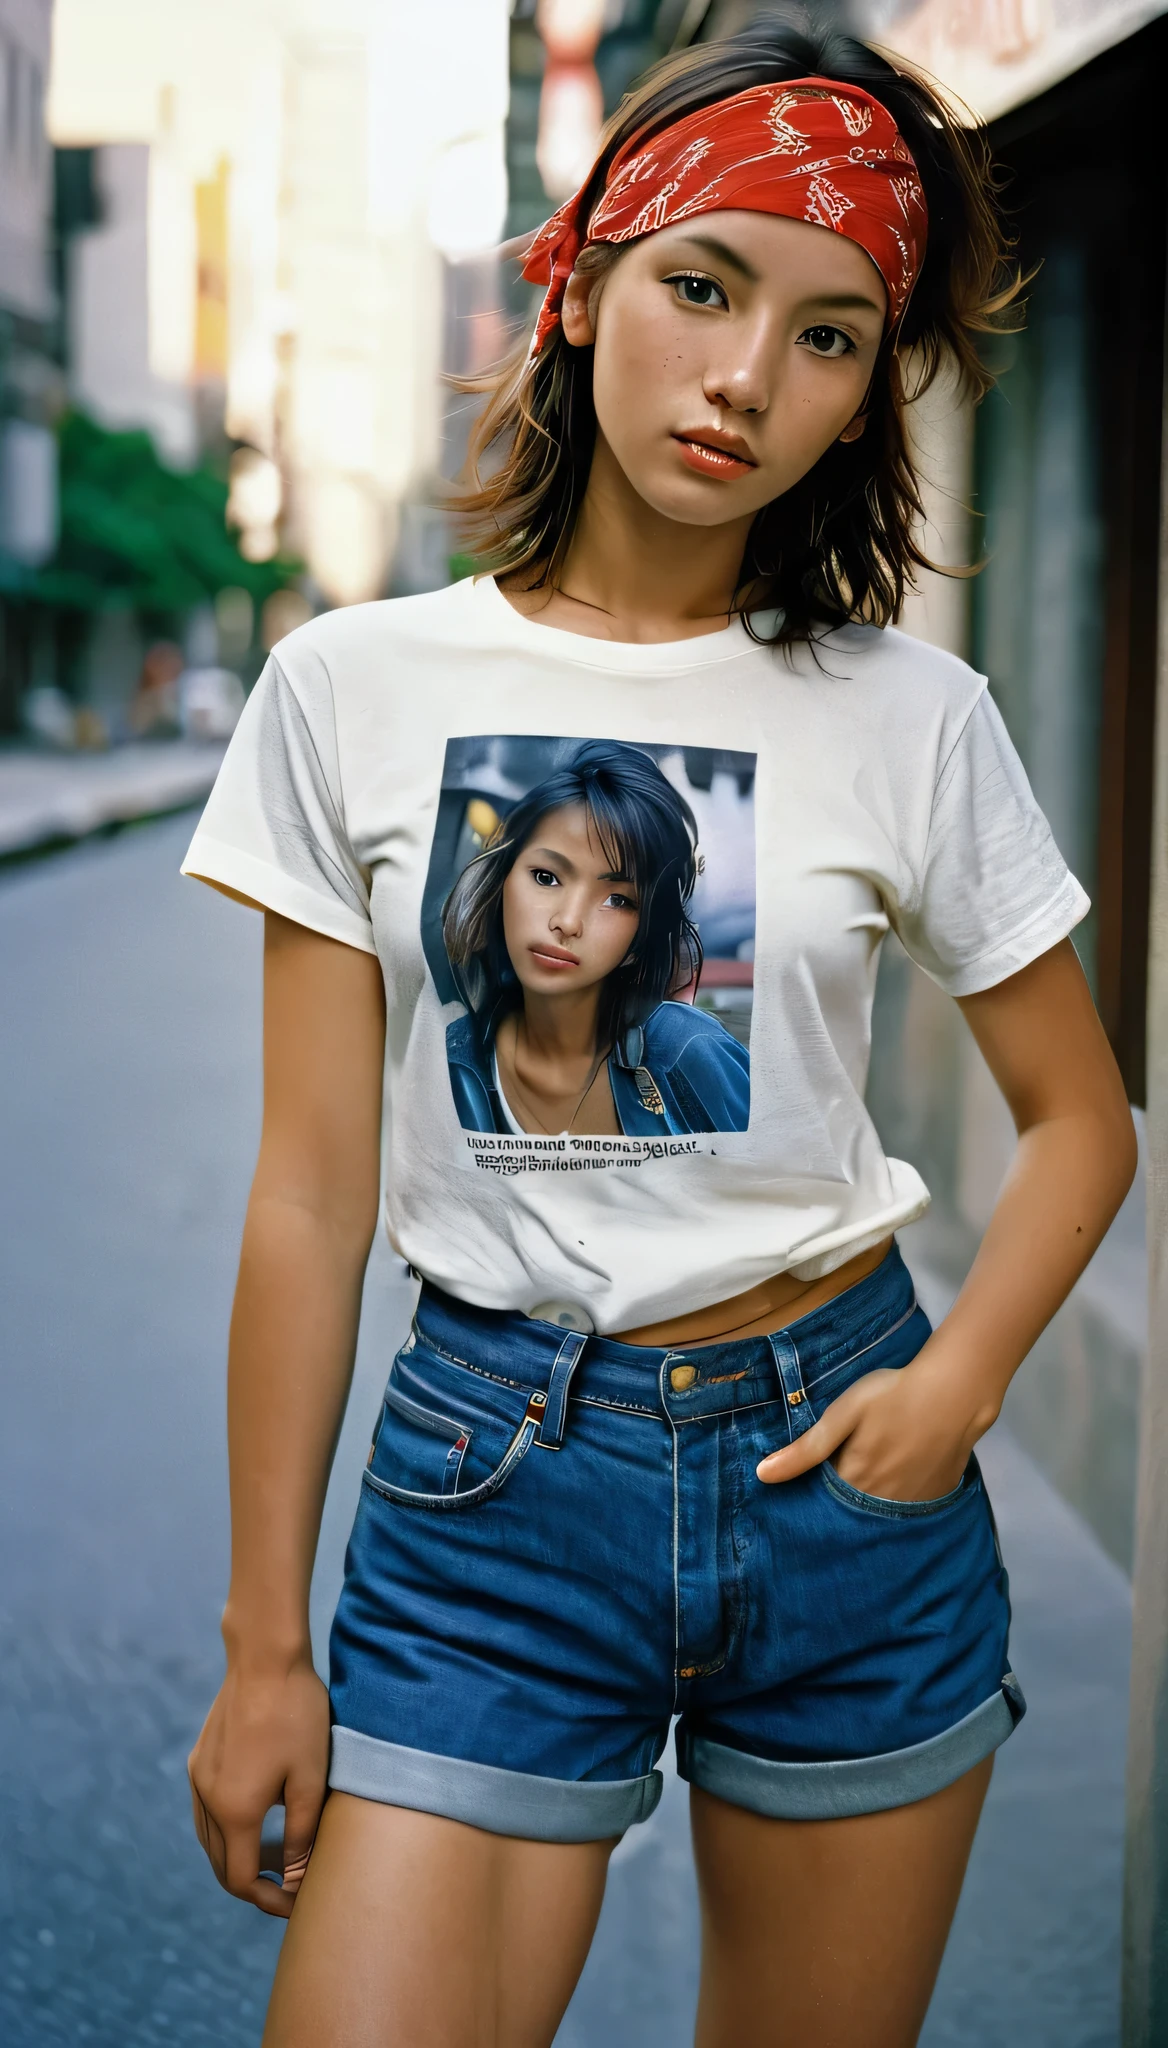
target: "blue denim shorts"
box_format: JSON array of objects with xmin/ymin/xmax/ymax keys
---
[{"xmin": 328, "ymin": 1244, "xmax": 1023, "ymax": 1842}]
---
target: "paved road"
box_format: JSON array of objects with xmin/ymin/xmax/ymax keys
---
[{"xmin": 0, "ymin": 814, "xmax": 1131, "ymax": 2045}]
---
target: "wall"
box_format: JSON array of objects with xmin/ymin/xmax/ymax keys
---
[
  {"xmin": 865, "ymin": 335, "xmax": 1148, "ymax": 1573},
  {"xmin": 67, "ymin": 144, "xmax": 196, "ymax": 466},
  {"xmin": 0, "ymin": 0, "xmax": 53, "ymax": 324}
]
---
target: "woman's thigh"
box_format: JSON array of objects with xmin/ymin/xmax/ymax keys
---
[
  {"xmin": 263, "ymin": 1793, "xmax": 614, "ymax": 2048},
  {"xmin": 690, "ymin": 1759, "xmax": 992, "ymax": 2048}
]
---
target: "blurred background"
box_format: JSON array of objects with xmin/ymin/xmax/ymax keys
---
[{"xmin": 2, "ymin": 2, "xmax": 1167, "ymax": 2044}]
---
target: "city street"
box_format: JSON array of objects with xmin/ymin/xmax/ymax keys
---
[{"xmin": 0, "ymin": 812, "xmax": 1133, "ymax": 2046}]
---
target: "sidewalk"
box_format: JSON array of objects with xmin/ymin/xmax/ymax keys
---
[{"xmin": 0, "ymin": 741, "xmax": 225, "ymax": 859}]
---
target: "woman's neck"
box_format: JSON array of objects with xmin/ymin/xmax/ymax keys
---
[
  {"xmin": 507, "ymin": 990, "xmax": 603, "ymax": 1065},
  {"xmin": 502, "ymin": 434, "xmax": 754, "ymax": 644},
  {"xmin": 495, "ymin": 1003, "xmax": 618, "ymax": 1138}
]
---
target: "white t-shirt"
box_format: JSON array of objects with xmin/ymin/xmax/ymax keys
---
[{"xmin": 182, "ymin": 573, "xmax": 1087, "ymax": 1334}]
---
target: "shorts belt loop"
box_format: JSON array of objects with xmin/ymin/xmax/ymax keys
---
[
  {"xmin": 537, "ymin": 1330, "xmax": 588, "ymax": 1450},
  {"xmin": 766, "ymin": 1330, "xmax": 814, "ymax": 1441}
]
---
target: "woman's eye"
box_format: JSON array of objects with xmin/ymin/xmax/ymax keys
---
[
  {"xmin": 799, "ymin": 325, "xmax": 854, "ymax": 359},
  {"xmin": 531, "ymin": 868, "xmax": 559, "ymax": 888},
  {"xmin": 605, "ymin": 892, "xmax": 637, "ymax": 913},
  {"xmin": 667, "ymin": 273, "xmax": 728, "ymax": 311}
]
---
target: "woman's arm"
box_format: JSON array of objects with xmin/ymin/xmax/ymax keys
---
[
  {"xmin": 188, "ymin": 912, "xmax": 386, "ymax": 1918},
  {"xmin": 759, "ymin": 938, "xmax": 1138, "ymax": 1500}
]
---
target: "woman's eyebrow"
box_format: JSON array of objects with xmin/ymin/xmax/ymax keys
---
[
  {"xmin": 672, "ymin": 232, "xmax": 759, "ymax": 282},
  {"xmin": 798, "ymin": 290, "xmax": 885, "ymax": 316},
  {"xmin": 527, "ymin": 845, "xmax": 573, "ymax": 872}
]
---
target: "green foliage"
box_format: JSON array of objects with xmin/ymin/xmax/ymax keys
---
[{"xmin": 27, "ymin": 412, "xmax": 298, "ymax": 616}]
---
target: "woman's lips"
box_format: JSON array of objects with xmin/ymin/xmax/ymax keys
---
[
  {"xmin": 674, "ymin": 435, "xmax": 756, "ymax": 479},
  {"xmin": 529, "ymin": 945, "xmax": 580, "ymax": 969}
]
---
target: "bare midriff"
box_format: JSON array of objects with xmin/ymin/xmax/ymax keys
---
[{"xmin": 612, "ymin": 1235, "xmax": 895, "ymax": 1348}]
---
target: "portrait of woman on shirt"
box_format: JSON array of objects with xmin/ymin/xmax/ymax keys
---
[{"xmin": 442, "ymin": 738, "xmax": 751, "ymax": 1138}]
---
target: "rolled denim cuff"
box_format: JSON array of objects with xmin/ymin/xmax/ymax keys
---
[
  {"xmin": 329, "ymin": 1727, "xmax": 663, "ymax": 1843},
  {"xmin": 677, "ymin": 1677, "xmax": 1025, "ymax": 1822}
]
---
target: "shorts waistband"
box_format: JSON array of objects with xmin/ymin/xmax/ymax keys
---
[{"xmin": 413, "ymin": 1245, "xmax": 920, "ymax": 1422}]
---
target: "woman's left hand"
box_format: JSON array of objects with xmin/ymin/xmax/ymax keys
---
[{"xmin": 756, "ymin": 1354, "xmax": 996, "ymax": 1502}]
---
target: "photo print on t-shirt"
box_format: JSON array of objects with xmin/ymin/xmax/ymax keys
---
[{"xmin": 421, "ymin": 735, "xmax": 756, "ymax": 1169}]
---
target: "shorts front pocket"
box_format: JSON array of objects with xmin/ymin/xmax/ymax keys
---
[
  {"xmin": 363, "ymin": 1335, "xmax": 540, "ymax": 1512},
  {"xmin": 819, "ymin": 1454, "xmax": 980, "ymax": 1522}
]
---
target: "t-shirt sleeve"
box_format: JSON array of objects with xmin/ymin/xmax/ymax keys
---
[
  {"xmin": 180, "ymin": 650, "xmax": 376, "ymax": 953},
  {"xmin": 890, "ymin": 685, "xmax": 1090, "ymax": 997}
]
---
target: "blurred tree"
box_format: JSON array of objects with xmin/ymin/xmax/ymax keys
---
[{"xmin": 24, "ymin": 411, "xmax": 297, "ymax": 618}]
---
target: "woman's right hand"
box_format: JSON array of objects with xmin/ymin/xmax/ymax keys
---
[
  {"xmin": 188, "ymin": 1655, "xmax": 331, "ymax": 1919},
  {"xmin": 187, "ymin": 918, "xmax": 386, "ymax": 1918}
]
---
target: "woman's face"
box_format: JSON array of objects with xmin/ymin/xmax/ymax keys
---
[
  {"xmin": 561, "ymin": 209, "xmax": 886, "ymax": 527},
  {"xmin": 502, "ymin": 803, "xmax": 640, "ymax": 1002}
]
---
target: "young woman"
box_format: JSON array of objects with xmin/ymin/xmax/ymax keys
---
[
  {"xmin": 442, "ymin": 738, "xmax": 751, "ymax": 1137},
  {"xmin": 183, "ymin": 16, "xmax": 1136, "ymax": 2047}
]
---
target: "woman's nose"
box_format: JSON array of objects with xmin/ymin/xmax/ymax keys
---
[
  {"xmin": 550, "ymin": 892, "xmax": 585, "ymax": 938},
  {"xmin": 703, "ymin": 328, "xmax": 770, "ymax": 415}
]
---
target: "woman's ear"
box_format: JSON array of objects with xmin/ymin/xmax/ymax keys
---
[
  {"xmin": 838, "ymin": 413, "xmax": 867, "ymax": 445},
  {"xmin": 561, "ymin": 268, "xmax": 599, "ymax": 348}
]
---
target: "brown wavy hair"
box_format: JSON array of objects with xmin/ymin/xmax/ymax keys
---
[{"xmin": 453, "ymin": 8, "xmax": 1022, "ymax": 648}]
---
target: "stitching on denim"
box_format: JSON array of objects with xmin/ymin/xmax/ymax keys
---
[
  {"xmin": 362, "ymin": 1416, "xmax": 537, "ymax": 1513},
  {"xmin": 409, "ymin": 1324, "xmax": 473, "ymax": 1371},
  {"xmin": 384, "ymin": 1382, "xmax": 468, "ymax": 1442},
  {"xmin": 674, "ymin": 1393, "xmax": 784, "ymax": 1425},
  {"xmin": 820, "ymin": 1454, "xmax": 976, "ymax": 1520},
  {"xmin": 764, "ymin": 1331, "xmax": 805, "ymax": 1444},
  {"xmin": 677, "ymin": 1654, "xmax": 726, "ymax": 1680},
  {"xmin": 541, "ymin": 1330, "xmax": 587, "ymax": 1447},
  {"xmin": 408, "ymin": 1337, "xmax": 528, "ymax": 1394},
  {"xmin": 660, "ymin": 1353, "xmax": 683, "ymax": 1714},
  {"xmin": 445, "ymin": 1436, "xmax": 469, "ymax": 1495},
  {"xmin": 799, "ymin": 1296, "xmax": 919, "ymax": 1393},
  {"xmin": 407, "ymin": 1306, "xmax": 920, "ymax": 1422},
  {"xmin": 576, "ymin": 1393, "xmax": 661, "ymax": 1417}
]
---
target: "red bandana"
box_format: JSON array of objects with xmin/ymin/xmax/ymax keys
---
[{"xmin": 522, "ymin": 77, "xmax": 928, "ymax": 354}]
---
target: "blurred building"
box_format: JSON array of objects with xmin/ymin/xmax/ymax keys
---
[
  {"xmin": 48, "ymin": 0, "xmax": 511, "ymax": 615},
  {"xmin": 0, "ymin": 0, "xmax": 60, "ymax": 731},
  {"xmin": 63, "ymin": 140, "xmax": 199, "ymax": 467}
]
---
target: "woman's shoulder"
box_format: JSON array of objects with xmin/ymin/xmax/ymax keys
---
[
  {"xmin": 770, "ymin": 620, "xmax": 989, "ymax": 771},
  {"xmin": 811, "ymin": 619, "xmax": 986, "ymax": 712},
  {"xmin": 270, "ymin": 578, "xmax": 484, "ymax": 682}
]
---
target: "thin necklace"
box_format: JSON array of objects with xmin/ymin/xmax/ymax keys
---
[
  {"xmin": 501, "ymin": 1024, "xmax": 609, "ymax": 1136},
  {"xmin": 552, "ymin": 583, "xmax": 615, "ymax": 619},
  {"xmin": 553, "ymin": 580, "xmax": 731, "ymax": 630}
]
